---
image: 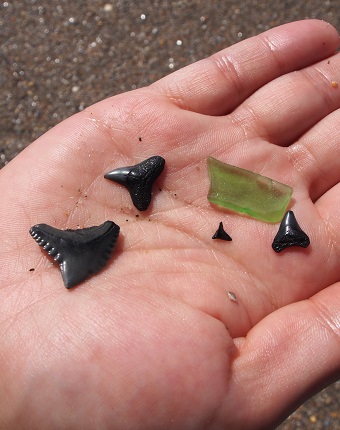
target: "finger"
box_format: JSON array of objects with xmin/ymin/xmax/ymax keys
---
[
  {"xmin": 287, "ymin": 108, "xmax": 340, "ymax": 201},
  {"xmin": 221, "ymin": 283, "xmax": 340, "ymax": 429},
  {"xmin": 230, "ymin": 51, "xmax": 340, "ymax": 147},
  {"xmin": 151, "ymin": 20, "xmax": 339, "ymax": 116},
  {"xmin": 315, "ymin": 181, "xmax": 340, "ymax": 248}
]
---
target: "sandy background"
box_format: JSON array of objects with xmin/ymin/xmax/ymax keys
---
[{"xmin": 1, "ymin": 1, "xmax": 339, "ymax": 428}]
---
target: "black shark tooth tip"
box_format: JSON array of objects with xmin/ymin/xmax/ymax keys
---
[
  {"xmin": 104, "ymin": 155, "xmax": 165, "ymax": 211},
  {"xmin": 29, "ymin": 220, "xmax": 120, "ymax": 289},
  {"xmin": 212, "ymin": 221, "xmax": 232, "ymax": 241},
  {"xmin": 272, "ymin": 211, "xmax": 310, "ymax": 253}
]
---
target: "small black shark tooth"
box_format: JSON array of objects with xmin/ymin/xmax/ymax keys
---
[
  {"xmin": 272, "ymin": 211, "xmax": 310, "ymax": 253},
  {"xmin": 29, "ymin": 221, "xmax": 120, "ymax": 288},
  {"xmin": 104, "ymin": 156, "xmax": 165, "ymax": 211},
  {"xmin": 212, "ymin": 221, "xmax": 232, "ymax": 241}
]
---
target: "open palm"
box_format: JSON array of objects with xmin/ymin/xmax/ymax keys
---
[{"xmin": 0, "ymin": 20, "xmax": 339, "ymax": 430}]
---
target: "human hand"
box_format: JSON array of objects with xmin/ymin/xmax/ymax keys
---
[{"xmin": 0, "ymin": 19, "xmax": 339, "ymax": 430}]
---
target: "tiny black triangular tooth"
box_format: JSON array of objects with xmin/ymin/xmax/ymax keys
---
[
  {"xmin": 29, "ymin": 221, "xmax": 120, "ymax": 288},
  {"xmin": 212, "ymin": 222, "xmax": 232, "ymax": 241},
  {"xmin": 104, "ymin": 156, "xmax": 165, "ymax": 211},
  {"xmin": 272, "ymin": 211, "xmax": 310, "ymax": 253}
]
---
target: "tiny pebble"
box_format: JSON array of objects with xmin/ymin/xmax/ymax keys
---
[
  {"xmin": 103, "ymin": 4, "xmax": 113, "ymax": 12},
  {"xmin": 309, "ymin": 415, "xmax": 317, "ymax": 423},
  {"xmin": 228, "ymin": 291, "xmax": 237, "ymax": 302}
]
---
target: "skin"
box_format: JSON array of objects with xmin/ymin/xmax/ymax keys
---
[{"xmin": 0, "ymin": 19, "xmax": 339, "ymax": 430}]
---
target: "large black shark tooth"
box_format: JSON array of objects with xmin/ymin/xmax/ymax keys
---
[
  {"xmin": 212, "ymin": 221, "xmax": 232, "ymax": 241},
  {"xmin": 272, "ymin": 211, "xmax": 310, "ymax": 253},
  {"xmin": 29, "ymin": 221, "xmax": 120, "ymax": 289},
  {"xmin": 104, "ymin": 156, "xmax": 165, "ymax": 211}
]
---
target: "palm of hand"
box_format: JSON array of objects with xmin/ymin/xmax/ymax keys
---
[{"xmin": 0, "ymin": 20, "xmax": 339, "ymax": 430}]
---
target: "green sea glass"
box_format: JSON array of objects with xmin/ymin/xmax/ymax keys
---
[{"xmin": 207, "ymin": 156, "xmax": 293, "ymax": 223}]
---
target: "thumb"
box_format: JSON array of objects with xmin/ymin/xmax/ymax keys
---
[{"xmin": 219, "ymin": 283, "xmax": 340, "ymax": 429}]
